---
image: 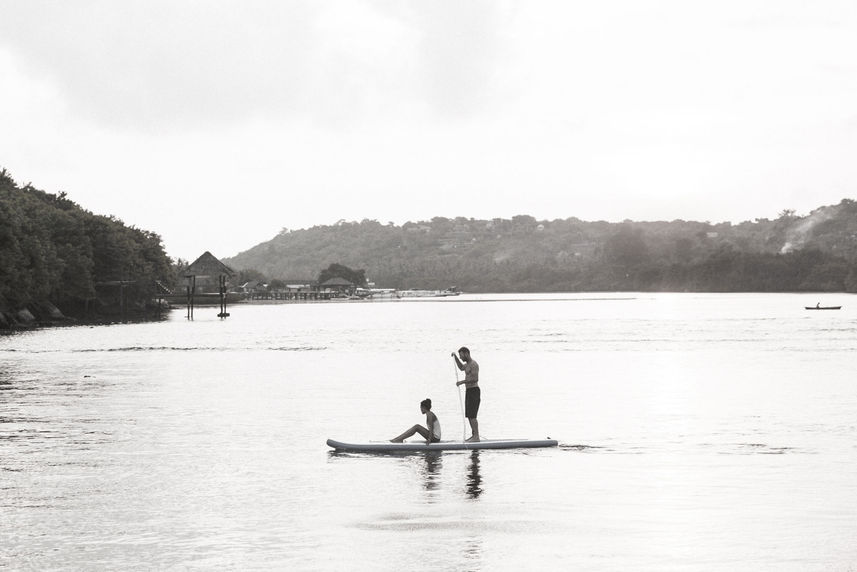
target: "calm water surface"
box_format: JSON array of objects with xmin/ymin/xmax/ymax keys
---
[{"xmin": 2, "ymin": 293, "xmax": 857, "ymax": 570}]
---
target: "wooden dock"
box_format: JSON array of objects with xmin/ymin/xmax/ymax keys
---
[{"xmin": 242, "ymin": 291, "xmax": 333, "ymax": 301}]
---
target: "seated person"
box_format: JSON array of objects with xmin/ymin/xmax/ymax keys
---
[{"xmin": 391, "ymin": 398, "xmax": 441, "ymax": 445}]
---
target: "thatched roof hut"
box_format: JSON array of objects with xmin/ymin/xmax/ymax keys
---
[
  {"xmin": 185, "ymin": 251, "xmax": 235, "ymax": 278},
  {"xmin": 320, "ymin": 277, "xmax": 354, "ymax": 288}
]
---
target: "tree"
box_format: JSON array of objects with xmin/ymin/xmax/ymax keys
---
[
  {"xmin": 236, "ymin": 268, "xmax": 267, "ymax": 285},
  {"xmin": 0, "ymin": 169, "xmax": 173, "ymax": 319},
  {"xmin": 604, "ymin": 225, "xmax": 650, "ymax": 268},
  {"xmin": 224, "ymin": 198, "xmax": 857, "ymax": 294},
  {"xmin": 317, "ymin": 263, "xmax": 367, "ymax": 286}
]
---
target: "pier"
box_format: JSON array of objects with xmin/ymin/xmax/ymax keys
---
[{"xmin": 242, "ymin": 291, "xmax": 333, "ymax": 301}]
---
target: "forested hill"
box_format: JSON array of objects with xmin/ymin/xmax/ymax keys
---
[
  {"xmin": 226, "ymin": 201, "xmax": 857, "ymax": 293},
  {"xmin": 0, "ymin": 169, "xmax": 173, "ymax": 325}
]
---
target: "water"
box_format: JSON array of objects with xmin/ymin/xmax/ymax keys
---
[{"xmin": 2, "ymin": 293, "xmax": 857, "ymax": 570}]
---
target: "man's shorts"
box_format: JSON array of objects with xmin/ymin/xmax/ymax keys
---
[{"xmin": 465, "ymin": 386, "xmax": 481, "ymax": 419}]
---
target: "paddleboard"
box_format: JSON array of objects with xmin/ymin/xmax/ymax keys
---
[{"xmin": 326, "ymin": 438, "xmax": 558, "ymax": 452}]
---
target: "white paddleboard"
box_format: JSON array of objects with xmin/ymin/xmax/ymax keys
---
[{"xmin": 326, "ymin": 438, "xmax": 558, "ymax": 452}]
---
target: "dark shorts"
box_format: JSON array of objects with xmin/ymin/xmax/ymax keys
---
[{"xmin": 465, "ymin": 386, "xmax": 481, "ymax": 419}]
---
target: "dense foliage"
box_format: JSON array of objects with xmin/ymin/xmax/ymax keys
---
[
  {"xmin": 0, "ymin": 169, "xmax": 174, "ymax": 316},
  {"xmin": 317, "ymin": 263, "xmax": 367, "ymax": 287},
  {"xmin": 227, "ymin": 203, "xmax": 857, "ymax": 293}
]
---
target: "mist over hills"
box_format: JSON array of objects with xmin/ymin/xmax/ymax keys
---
[{"xmin": 224, "ymin": 200, "xmax": 857, "ymax": 293}]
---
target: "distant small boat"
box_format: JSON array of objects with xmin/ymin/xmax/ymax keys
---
[{"xmin": 805, "ymin": 305, "xmax": 842, "ymax": 310}]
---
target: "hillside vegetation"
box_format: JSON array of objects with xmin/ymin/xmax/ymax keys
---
[
  {"xmin": 226, "ymin": 203, "xmax": 857, "ymax": 293},
  {"xmin": 0, "ymin": 169, "xmax": 173, "ymax": 325}
]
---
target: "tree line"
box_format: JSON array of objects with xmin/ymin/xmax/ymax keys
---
[
  {"xmin": 226, "ymin": 203, "xmax": 857, "ymax": 293},
  {"xmin": 0, "ymin": 169, "xmax": 173, "ymax": 321},
  {"xmin": 4, "ymin": 163, "xmax": 855, "ymax": 321}
]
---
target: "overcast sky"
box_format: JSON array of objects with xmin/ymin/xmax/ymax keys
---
[{"xmin": 2, "ymin": 1, "xmax": 856, "ymax": 261}]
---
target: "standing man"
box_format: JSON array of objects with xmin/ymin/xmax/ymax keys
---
[{"xmin": 452, "ymin": 346, "xmax": 480, "ymax": 442}]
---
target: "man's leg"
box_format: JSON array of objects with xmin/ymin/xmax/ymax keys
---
[{"xmin": 467, "ymin": 418, "xmax": 480, "ymax": 442}]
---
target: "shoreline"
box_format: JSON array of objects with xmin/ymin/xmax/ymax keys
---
[{"xmin": 0, "ymin": 300, "xmax": 170, "ymax": 333}]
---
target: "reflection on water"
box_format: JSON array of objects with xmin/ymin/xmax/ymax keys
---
[
  {"xmin": 421, "ymin": 451, "xmax": 443, "ymax": 496},
  {"xmin": 421, "ymin": 449, "xmax": 483, "ymax": 500},
  {"xmin": 461, "ymin": 533, "xmax": 483, "ymax": 570},
  {"xmin": 466, "ymin": 450, "xmax": 482, "ymax": 499},
  {"xmin": 0, "ymin": 366, "xmax": 15, "ymax": 390}
]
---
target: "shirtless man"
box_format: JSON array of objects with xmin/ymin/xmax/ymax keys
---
[{"xmin": 452, "ymin": 346, "xmax": 480, "ymax": 442}]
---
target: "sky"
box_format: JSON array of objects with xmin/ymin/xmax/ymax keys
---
[{"xmin": 2, "ymin": 1, "xmax": 857, "ymax": 261}]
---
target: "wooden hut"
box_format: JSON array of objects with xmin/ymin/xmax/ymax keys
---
[
  {"xmin": 320, "ymin": 277, "xmax": 355, "ymax": 297},
  {"xmin": 184, "ymin": 251, "xmax": 236, "ymax": 319}
]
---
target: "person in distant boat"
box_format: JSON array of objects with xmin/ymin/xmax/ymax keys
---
[
  {"xmin": 817, "ymin": 302, "xmax": 821, "ymax": 308},
  {"xmin": 452, "ymin": 346, "xmax": 480, "ymax": 442},
  {"xmin": 391, "ymin": 398, "xmax": 441, "ymax": 445}
]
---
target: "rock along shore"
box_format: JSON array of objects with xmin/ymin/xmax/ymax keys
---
[{"xmin": 0, "ymin": 300, "xmax": 70, "ymax": 331}]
